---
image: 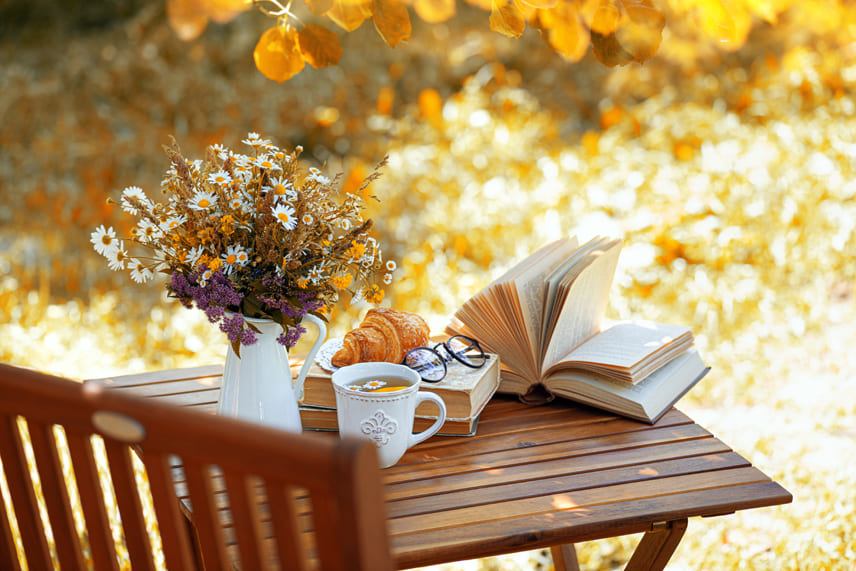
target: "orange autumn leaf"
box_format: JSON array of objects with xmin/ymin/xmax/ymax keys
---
[
  {"xmin": 167, "ymin": 0, "xmax": 208, "ymax": 41},
  {"xmin": 297, "ymin": 24, "xmax": 343, "ymax": 68},
  {"xmin": 591, "ymin": 0, "xmax": 664, "ymax": 66},
  {"xmin": 696, "ymin": 0, "xmax": 751, "ymax": 49},
  {"xmin": 327, "ymin": 0, "xmax": 372, "ymax": 31},
  {"xmin": 253, "ymin": 26, "xmax": 305, "ymax": 83},
  {"xmin": 373, "ymin": 0, "xmax": 413, "ymax": 48},
  {"xmin": 204, "ymin": 0, "xmax": 252, "ymax": 23},
  {"xmin": 590, "ymin": 0, "xmax": 620, "ymax": 35},
  {"xmin": 306, "ymin": 0, "xmax": 335, "ymax": 15},
  {"xmin": 414, "ymin": 0, "xmax": 456, "ymax": 23},
  {"xmin": 517, "ymin": 0, "xmax": 556, "ymax": 10},
  {"xmin": 490, "ymin": 0, "xmax": 526, "ymax": 38},
  {"xmin": 615, "ymin": 0, "xmax": 665, "ymax": 61},
  {"xmin": 537, "ymin": 3, "xmax": 589, "ymax": 61}
]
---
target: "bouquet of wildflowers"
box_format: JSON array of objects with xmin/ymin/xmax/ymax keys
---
[{"xmin": 91, "ymin": 133, "xmax": 393, "ymax": 355}]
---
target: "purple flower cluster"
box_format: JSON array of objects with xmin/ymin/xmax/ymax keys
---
[{"xmin": 169, "ymin": 267, "xmax": 325, "ymax": 349}]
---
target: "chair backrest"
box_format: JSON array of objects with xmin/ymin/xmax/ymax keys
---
[{"xmin": 0, "ymin": 363, "xmax": 394, "ymax": 571}]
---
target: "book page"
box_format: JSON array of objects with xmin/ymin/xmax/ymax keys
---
[
  {"xmin": 511, "ymin": 238, "xmax": 580, "ymax": 366},
  {"xmin": 541, "ymin": 237, "xmax": 610, "ymax": 352},
  {"xmin": 556, "ymin": 321, "xmax": 693, "ymax": 370},
  {"xmin": 544, "ymin": 348, "xmax": 707, "ymax": 422},
  {"xmin": 540, "ymin": 241, "xmax": 621, "ymax": 374}
]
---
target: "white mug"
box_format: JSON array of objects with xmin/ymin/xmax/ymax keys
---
[{"xmin": 332, "ymin": 362, "xmax": 446, "ymax": 468}]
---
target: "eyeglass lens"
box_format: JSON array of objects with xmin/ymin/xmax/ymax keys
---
[
  {"xmin": 402, "ymin": 347, "xmax": 446, "ymax": 382},
  {"xmin": 443, "ymin": 335, "xmax": 486, "ymax": 368}
]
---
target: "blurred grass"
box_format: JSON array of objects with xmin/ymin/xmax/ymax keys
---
[{"xmin": 2, "ymin": 1, "xmax": 856, "ymax": 569}]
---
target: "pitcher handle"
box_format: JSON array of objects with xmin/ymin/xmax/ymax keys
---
[{"xmin": 293, "ymin": 314, "xmax": 327, "ymax": 399}]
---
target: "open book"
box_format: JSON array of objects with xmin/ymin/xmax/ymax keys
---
[{"xmin": 446, "ymin": 236, "xmax": 709, "ymax": 423}]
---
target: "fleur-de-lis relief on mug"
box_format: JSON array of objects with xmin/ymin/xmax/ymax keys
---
[{"xmin": 360, "ymin": 410, "xmax": 398, "ymax": 446}]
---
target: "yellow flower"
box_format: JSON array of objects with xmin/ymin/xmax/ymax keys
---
[
  {"xmin": 208, "ymin": 258, "xmax": 222, "ymax": 271},
  {"xmin": 297, "ymin": 278, "xmax": 309, "ymax": 289},
  {"xmin": 330, "ymin": 273, "xmax": 353, "ymax": 289},
  {"xmin": 365, "ymin": 284, "xmax": 384, "ymax": 304},
  {"xmin": 346, "ymin": 240, "xmax": 366, "ymax": 262}
]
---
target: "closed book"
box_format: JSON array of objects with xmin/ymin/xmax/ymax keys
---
[
  {"xmin": 299, "ymin": 405, "xmax": 480, "ymax": 437},
  {"xmin": 295, "ymin": 352, "xmax": 501, "ymax": 421}
]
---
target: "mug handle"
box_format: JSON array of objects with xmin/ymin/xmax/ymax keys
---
[
  {"xmin": 408, "ymin": 392, "xmax": 447, "ymax": 448},
  {"xmin": 293, "ymin": 314, "xmax": 327, "ymax": 400}
]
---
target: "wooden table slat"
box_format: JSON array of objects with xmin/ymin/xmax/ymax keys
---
[
  {"xmin": 390, "ymin": 480, "xmax": 791, "ymax": 568},
  {"xmin": 84, "ymin": 365, "xmax": 792, "ymax": 570}
]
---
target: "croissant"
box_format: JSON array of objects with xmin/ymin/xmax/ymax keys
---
[{"xmin": 331, "ymin": 308, "xmax": 430, "ymax": 367}]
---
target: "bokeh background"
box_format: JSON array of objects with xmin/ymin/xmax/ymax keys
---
[{"xmin": 2, "ymin": 0, "xmax": 855, "ymax": 568}]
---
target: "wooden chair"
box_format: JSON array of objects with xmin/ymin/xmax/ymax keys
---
[{"xmin": 0, "ymin": 363, "xmax": 394, "ymax": 570}]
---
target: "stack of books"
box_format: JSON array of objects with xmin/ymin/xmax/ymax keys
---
[{"xmin": 296, "ymin": 353, "xmax": 501, "ymax": 436}]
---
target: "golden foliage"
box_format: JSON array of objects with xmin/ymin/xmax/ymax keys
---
[
  {"xmin": 489, "ymin": 0, "xmax": 527, "ymax": 38},
  {"xmin": 372, "ymin": 0, "xmax": 413, "ymax": 47},
  {"xmin": 297, "ymin": 23, "xmax": 343, "ymax": 67},
  {"xmin": 253, "ymin": 25, "xmax": 305, "ymax": 82},
  {"xmin": 413, "ymin": 0, "xmax": 457, "ymax": 22}
]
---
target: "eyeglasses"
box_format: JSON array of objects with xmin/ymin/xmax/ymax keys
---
[{"xmin": 402, "ymin": 335, "xmax": 488, "ymax": 383}]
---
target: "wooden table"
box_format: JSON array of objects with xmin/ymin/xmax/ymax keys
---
[{"xmin": 87, "ymin": 366, "xmax": 792, "ymax": 570}]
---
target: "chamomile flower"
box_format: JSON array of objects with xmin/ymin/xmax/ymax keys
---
[
  {"xmin": 160, "ymin": 215, "xmax": 187, "ymax": 232},
  {"xmin": 189, "ymin": 190, "xmax": 218, "ymax": 211},
  {"xmin": 106, "ymin": 241, "xmax": 129, "ymax": 271},
  {"xmin": 222, "ymin": 244, "xmax": 249, "ymax": 275},
  {"xmin": 242, "ymin": 132, "xmax": 271, "ymax": 147},
  {"xmin": 340, "ymin": 218, "xmax": 352, "ymax": 231},
  {"xmin": 129, "ymin": 259, "xmax": 154, "ymax": 283},
  {"xmin": 384, "ymin": 273, "xmax": 393, "ymax": 285},
  {"xmin": 208, "ymin": 170, "xmax": 233, "ymax": 186},
  {"xmin": 308, "ymin": 266, "xmax": 322, "ymax": 283},
  {"xmin": 187, "ymin": 245, "xmax": 204, "ymax": 267},
  {"xmin": 121, "ymin": 186, "xmax": 149, "ymax": 215},
  {"xmin": 385, "ymin": 260, "xmax": 397, "ymax": 272},
  {"xmin": 308, "ymin": 167, "xmax": 330, "ymax": 185},
  {"xmin": 90, "ymin": 225, "xmax": 118, "ymax": 255},
  {"xmin": 254, "ymin": 156, "xmax": 281, "ymax": 171},
  {"xmin": 271, "ymin": 203, "xmax": 297, "ymax": 230},
  {"xmin": 271, "ymin": 179, "xmax": 296, "ymax": 200},
  {"xmin": 302, "ymin": 213, "xmax": 314, "ymax": 225}
]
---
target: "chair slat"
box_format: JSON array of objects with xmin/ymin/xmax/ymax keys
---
[
  {"xmin": 139, "ymin": 451, "xmax": 196, "ymax": 570},
  {"xmin": 183, "ymin": 458, "xmax": 230, "ymax": 568},
  {"xmin": 265, "ymin": 481, "xmax": 309, "ymax": 571},
  {"xmin": 65, "ymin": 433, "xmax": 120, "ymax": 571},
  {"xmin": 223, "ymin": 471, "xmax": 267, "ymax": 570},
  {"xmin": 0, "ymin": 414, "xmax": 53, "ymax": 570},
  {"xmin": 103, "ymin": 440, "xmax": 155, "ymax": 571},
  {"xmin": 0, "ymin": 474, "xmax": 24, "ymax": 571},
  {"xmin": 27, "ymin": 421, "xmax": 86, "ymax": 570}
]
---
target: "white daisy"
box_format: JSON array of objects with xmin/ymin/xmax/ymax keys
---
[
  {"xmin": 106, "ymin": 241, "xmax": 129, "ymax": 271},
  {"xmin": 301, "ymin": 213, "xmax": 313, "ymax": 225},
  {"xmin": 384, "ymin": 273, "xmax": 393, "ymax": 285},
  {"xmin": 129, "ymin": 259, "xmax": 154, "ymax": 283},
  {"xmin": 270, "ymin": 179, "xmax": 296, "ymax": 200},
  {"xmin": 121, "ymin": 186, "xmax": 149, "ymax": 215},
  {"xmin": 242, "ymin": 132, "xmax": 271, "ymax": 147},
  {"xmin": 208, "ymin": 170, "xmax": 232, "ymax": 186},
  {"xmin": 186, "ymin": 245, "xmax": 204, "ymax": 267},
  {"xmin": 189, "ymin": 190, "xmax": 218, "ymax": 211},
  {"xmin": 90, "ymin": 225, "xmax": 118, "ymax": 255},
  {"xmin": 308, "ymin": 167, "xmax": 330, "ymax": 185},
  {"xmin": 307, "ymin": 266, "xmax": 322, "ymax": 283},
  {"xmin": 340, "ymin": 218, "xmax": 352, "ymax": 231},
  {"xmin": 221, "ymin": 244, "xmax": 249, "ymax": 275},
  {"xmin": 385, "ymin": 260, "xmax": 397, "ymax": 272},
  {"xmin": 160, "ymin": 214, "xmax": 187, "ymax": 232},
  {"xmin": 271, "ymin": 204, "xmax": 297, "ymax": 230},
  {"xmin": 254, "ymin": 156, "xmax": 281, "ymax": 171}
]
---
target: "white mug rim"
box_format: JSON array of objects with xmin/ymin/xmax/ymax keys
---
[{"xmin": 332, "ymin": 362, "xmax": 420, "ymax": 397}]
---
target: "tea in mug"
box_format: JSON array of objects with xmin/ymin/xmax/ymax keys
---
[{"xmin": 345, "ymin": 376, "xmax": 413, "ymax": 394}]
